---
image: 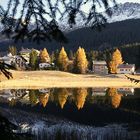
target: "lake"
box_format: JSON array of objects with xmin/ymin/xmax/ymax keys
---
[{"xmin": 0, "ymin": 87, "xmax": 140, "ymax": 140}]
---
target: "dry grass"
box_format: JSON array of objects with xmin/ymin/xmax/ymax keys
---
[{"xmin": 0, "ymin": 70, "xmax": 140, "ymax": 89}]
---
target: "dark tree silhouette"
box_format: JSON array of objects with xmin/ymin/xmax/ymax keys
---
[
  {"xmin": 0, "ymin": 62, "xmax": 14, "ymax": 80},
  {"xmin": 0, "ymin": 0, "xmax": 116, "ymax": 43}
]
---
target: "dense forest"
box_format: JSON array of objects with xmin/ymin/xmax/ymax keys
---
[{"xmin": 0, "ymin": 19, "xmax": 140, "ymax": 52}]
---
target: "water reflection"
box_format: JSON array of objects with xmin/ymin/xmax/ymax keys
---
[
  {"xmin": 0, "ymin": 87, "xmax": 140, "ymax": 140},
  {"xmin": 0, "ymin": 87, "xmax": 136, "ymax": 109}
]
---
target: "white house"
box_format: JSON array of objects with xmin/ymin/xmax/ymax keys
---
[
  {"xmin": 0, "ymin": 53, "xmax": 15, "ymax": 65},
  {"xmin": 15, "ymin": 55, "xmax": 27, "ymax": 70},
  {"xmin": 92, "ymin": 61, "xmax": 108, "ymax": 74},
  {"xmin": 19, "ymin": 48, "xmax": 40, "ymax": 64},
  {"xmin": 117, "ymin": 64, "xmax": 135, "ymax": 74},
  {"xmin": 39, "ymin": 63, "xmax": 52, "ymax": 69}
]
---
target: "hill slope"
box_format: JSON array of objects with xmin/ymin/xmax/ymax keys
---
[{"xmin": 0, "ymin": 19, "xmax": 140, "ymax": 52}]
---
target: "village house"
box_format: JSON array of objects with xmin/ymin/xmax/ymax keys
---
[
  {"xmin": 14, "ymin": 55, "xmax": 28, "ymax": 70},
  {"xmin": 92, "ymin": 61, "xmax": 108, "ymax": 74},
  {"xmin": 117, "ymin": 64, "xmax": 135, "ymax": 74},
  {"xmin": 39, "ymin": 62, "xmax": 54, "ymax": 69},
  {"xmin": 92, "ymin": 88, "xmax": 107, "ymax": 96},
  {"xmin": 19, "ymin": 48, "xmax": 40, "ymax": 64},
  {"xmin": 0, "ymin": 53, "xmax": 15, "ymax": 65},
  {"xmin": 0, "ymin": 52, "xmax": 28, "ymax": 70}
]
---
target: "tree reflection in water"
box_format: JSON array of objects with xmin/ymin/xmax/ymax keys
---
[
  {"xmin": 0, "ymin": 88, "xmax": 140, "ymax": 140},
  {"xmin": 0, "ymin": 87, "xmax": 136, "ymax": 109},
  {"xmin": 106, "ymin": 88, "xmax": 123, "ymax": 108}
]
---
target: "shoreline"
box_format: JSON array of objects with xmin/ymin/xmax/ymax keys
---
[{"xmin": 0, "ymin": 70, "xmax": 140, "ymax": 89}]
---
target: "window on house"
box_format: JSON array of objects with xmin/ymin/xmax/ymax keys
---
[{"xmin": 120, "ymin": 69, "xmax": 124, "ymax": 71}]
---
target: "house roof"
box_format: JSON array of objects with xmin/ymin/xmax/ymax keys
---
[
  {"xmin": 117, "ymin": 64, "xmax": 135, "ymax": 69},
  {"xmin": 19, "ymin": 48, "xmax": 31, "ymax": 54},
  {"xmin": 93, "ymin": 61, "xmax": 107, "ymax": 65}
]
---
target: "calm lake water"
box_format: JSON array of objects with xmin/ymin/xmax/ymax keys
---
[{"xmin": 0, "ymin": 87, "xmax": 140, "ymax": 140}]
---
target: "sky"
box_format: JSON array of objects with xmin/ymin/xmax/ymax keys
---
[{"xmin": 0, "ymin": 0, "xmax": 140, "ymax": 8}]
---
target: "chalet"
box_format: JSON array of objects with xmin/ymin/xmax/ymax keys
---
[
  {"xmin": 92, "ymin": 61, "xmax": 108, "ymax": 74},
  {"xmin": 15, "ymin": 55, "xmax": 28, "ymax": 70},
  {"xmin": 19, "ymin": 48, "xmax": 32, "ymax": 56},
  {"xmin": 117, "ymin": 64, "xmax": 135, "ymax": 74},
  {"xmin": 39, "ymin": 62, "xmax": 54, "ymax": 69},
  {"xmin": 0, "ymin": 53, "xmax": 15, "ymax": 65},
  {"xmin": 0, "ymin": 53, "xmax": 28, "ymax": 70},
  {"xmin": 19, "ymin": 48, "xmax": 40, "ymax": 64}
]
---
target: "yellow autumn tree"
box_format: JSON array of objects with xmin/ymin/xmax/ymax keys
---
[
  {"xmin": 74, "ymin": 88, "xmax": 88, "ymax": 110},
  {"xmin": 74, "ymin": 47, "xmax": 88, "ymax": 74},
  {"xmin": 38, "ymin": 93, "xmax": 49, "ymax": 107},
  {"xmin": 109, "ymin": 49, "xmax": 123, "ymax": 73},
  {"xmin": 56, "ymin": 88, "xmax": 69, "ymax": 109},
  {"xmin": 57, "ymin": 47, "xmax": 69, "ymax": 71},
  {"xmin": 39, "ymin": 48, "xmax": 50, "ymax": 63},
  {"xmin": 107, "ymin": 88, "xmax": 123, "ymax": 108}
]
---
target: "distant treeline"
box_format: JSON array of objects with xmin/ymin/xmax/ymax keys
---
[{"xmin": 0, "ymin": 19, "xmax": 140, "ymax": 52}]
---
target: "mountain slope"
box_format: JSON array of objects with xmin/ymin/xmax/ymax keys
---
[
  {"xmin": 0, "ymin": 19, "xmax": 140, "ymax": 52},
  {"xmin": 0, "ymin": 3, "xmax": 140, "ymax": 52},
  {"xmin": 60, "ymin": 2, "xmax": 140, "ymax": 30}
]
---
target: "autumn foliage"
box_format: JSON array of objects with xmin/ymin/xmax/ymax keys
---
[
  {"xmin": 107, "ymin": 88, "xmax": 123, "ymax": 108},
  {"xmin": 58, "ymin": 47, "xmax": 69, "ymax": 71},
  {"xmin": 109, "ymin": 49, "xmax": 123, "ymax": 74},
  {"xmin": 73, "ymin": 47, "xmax": 88, "ymax": 74},
  {"xmin": 39, "ymin": 48, "xmax": 50, "ymax": 63},
  {"xmin": 74, "ymin": 88, "xmax": 88, "ymax": 110}
]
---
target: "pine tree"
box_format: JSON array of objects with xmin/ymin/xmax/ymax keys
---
[
  {"xmin": 29, "ymin": 49, "xmax": 38, "ymax": 70},
  {"xmin": 8, "ymin": 46, "xmax": 17, "ymax": 56},
  {"xmin": 57, "ymin": 47, "xmax": 69, "ymax": 71},
  {"xmin": 109, "ymin": 49, "xmax": 123, "ymax": 74},
  {"xmin": 74, "ymin": 47, "xmax": 88, "ymax": 74},
  {"xmin": 39, "ymin": 48, "xmax": 50, "ymax": 63}
]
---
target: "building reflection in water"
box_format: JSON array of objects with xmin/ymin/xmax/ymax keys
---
[{"xmin": 0, "ymin": 87, "xmax": 135, "ymax": 109}]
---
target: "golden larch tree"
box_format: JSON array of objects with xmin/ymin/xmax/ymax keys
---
[
  {"xmin": 39, "ymin": 48, "xmax": 50, "ymax": 63},
  {"xmin": 74, "ymin": 47, "xmax": 88, "ymax": 74},
  {"xmin": 109, "ymin": 49, "xmax": 123, "ymax": 74},
  {"xmin": 57, "ymin": 47, "xmax": 69, "ymax": 71}
]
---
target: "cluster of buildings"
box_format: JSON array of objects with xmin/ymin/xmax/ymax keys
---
[
  {"xmin": 92, "ymin": 61, "xmax": 135, "ymax": 74},
  {"xmin": 0, "ymin": 48, "xmax": 53, "ymax": 70},
  {"xmin": 0, "ymin": 48, "xmax": 137, "ymax": 74}
]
